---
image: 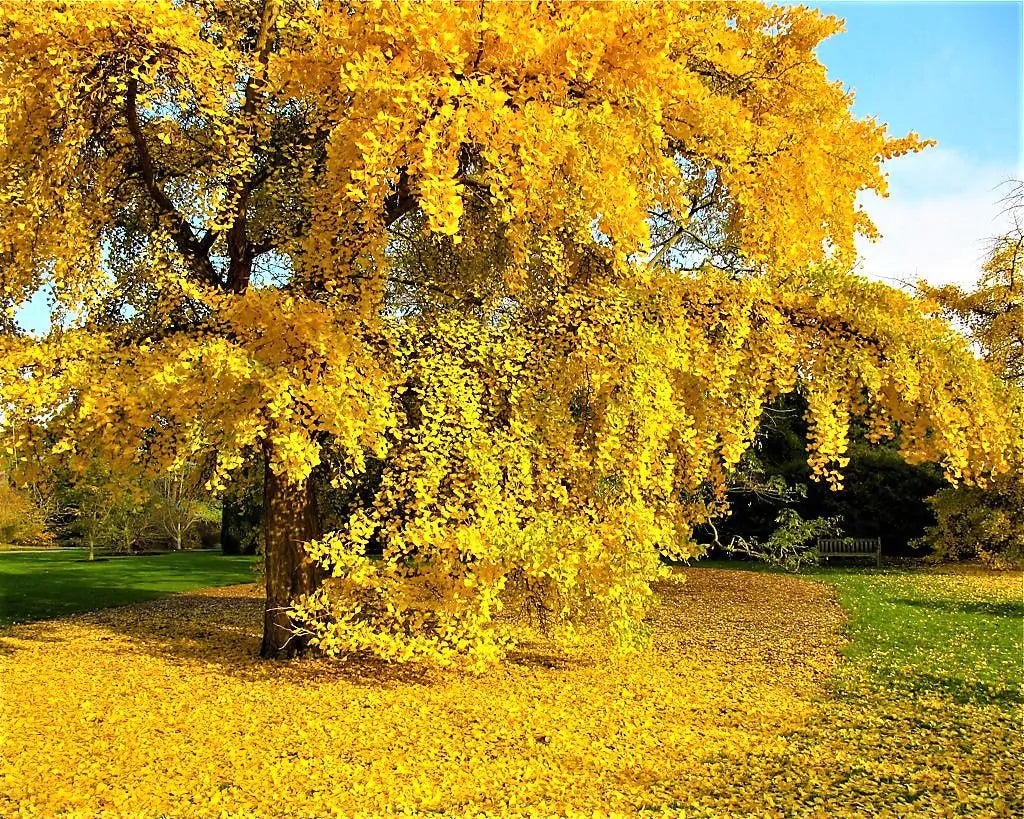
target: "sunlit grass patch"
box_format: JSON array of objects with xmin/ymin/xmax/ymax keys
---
[{"xmin": 824, "ymin": 568, "xmax": 1022, "ymax": 705}]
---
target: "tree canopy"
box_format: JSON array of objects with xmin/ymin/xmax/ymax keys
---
[
  {"xmin": 0, "ymin": 0, "xmax": 1016, "ymax": 662},
  {"xmin": 916, "ymin": 184, "xmax": 1024, "ymax": 567},
  {"xmin": 921, "ymin": 181, "xmax": 1023, "ymax": 387}
]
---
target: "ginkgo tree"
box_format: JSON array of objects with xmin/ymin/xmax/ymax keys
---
[{"xmin": 0, "ymin": 0, "xmax": 1016, "ymax": 661}]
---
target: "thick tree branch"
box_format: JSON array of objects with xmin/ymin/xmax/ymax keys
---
[
  {"xmin": 383, "ymin": 167, "xmax": 417, "ymax": 228},
  {"xmin": 125, "ymin": 77, "xmax": 220, "ymax": 287}
]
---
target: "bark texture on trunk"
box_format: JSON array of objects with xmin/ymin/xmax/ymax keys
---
[{"xmin": 260, "ymin": 457, "xmax": 322, "ymax": 659}]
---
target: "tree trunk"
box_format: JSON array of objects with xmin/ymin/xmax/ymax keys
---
[{"xmin": 260, "ymin": 455, "xmax": 323, "ymax": 659}]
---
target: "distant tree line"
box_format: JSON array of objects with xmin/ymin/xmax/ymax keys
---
[{"xmin": 0, "ymin": 460, "xmax": 219, "ymax": 559}]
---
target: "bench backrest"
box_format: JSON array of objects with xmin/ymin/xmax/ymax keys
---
[{"xmin": 817, "ymin": 537, "xmax": 881, "ymax": 555}]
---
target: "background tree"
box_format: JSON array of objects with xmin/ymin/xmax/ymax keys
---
[
  {"xmin": 707, "ymin": 393, "xmax": 945, "ymax": 558},
  {"xmin": 0, "ymin": 1, "xmax": 1016, "ymax": 661},
  {"xmin": 920, "ymin": 181, "xmax": 1023, "ymax": 386},
  {"xmin": 58, "ymin": 462, "xmax": 149, "ymax": 561},
  {"xmin": 0, "ymin": 474, "xmax": 51, "ymax": 549},
  {"xmin": 220, "ymin": 455, "xmax": 264, "ymax": 557},
  {"xmin": 150, "ymin": 462, "xmax": 216, "ymax": 551},
  {"xmin": 915, "ymin": 183, "xmax": 1024, "ymax": 566}
]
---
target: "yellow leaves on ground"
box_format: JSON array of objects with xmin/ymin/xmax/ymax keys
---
[
  {"xmin": 3, "ymin": 569, "xmax": 1020, "ymax": 816},
  {"xmin": 1, "ymin": 570, "xmax": 844, "ymax": 817}
]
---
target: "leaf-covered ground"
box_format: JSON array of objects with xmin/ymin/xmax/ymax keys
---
[{"xmin": 0, "ymin": 567, "xmax": 1019, "ymax": 817}]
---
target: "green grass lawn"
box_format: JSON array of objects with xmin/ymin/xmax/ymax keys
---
[
  {"xmin": 809, "ymin": 567, "xmax": 1023, "ymax": 813},
  {"xmin": 816, "ymin": 567, "xmax": 1023, "ymax": 706},
  {"xmin": 0, "ymin": 549, "xmax": 258, "ymax": 628},
  {"xmin": 692, "ymin": 560, "xmax": 1023, "ymax": 813}
]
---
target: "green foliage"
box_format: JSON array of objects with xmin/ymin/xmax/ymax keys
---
[
  {"xmin": 56, "ymin": 463, "xmax": 152, "ymax": 560},
  {"xmin": 916, "ymin": 473, "xmax": 1024, "ymax": 568},
  {"xmin": 220, "ymin": 459, "xmax": 264, "ymax": 556},
  {"xmin": 50, "ymin": 461, "xmax": 219, "ymax": 557},
  {"xmin": 718, "ymin": 508, "xmax": 840, "ymax": 572},
  {"xmin": 813, "ymin": 441, "xmax": 945, "ymax": 552}
]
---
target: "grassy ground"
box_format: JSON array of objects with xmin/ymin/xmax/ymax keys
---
[
  {"xmin": 0, "ymin": 549, "xmax": 258, "ymax": 627},
  {"xmin": 817, "ymin": 566, "xmax": 1022, "ymax": 707}
]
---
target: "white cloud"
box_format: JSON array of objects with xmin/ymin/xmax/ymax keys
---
[{"xmin": 854, "ymin": 147, "xmax": 1020, "ymax": 289}]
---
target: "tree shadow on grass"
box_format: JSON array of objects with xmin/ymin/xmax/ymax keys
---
[
  {"xmin": 891, "ymin": 597, "xmax": 1024, "ymax": 618},
  {"xmin": 0, "ymin": 582, "xmax": 201, "ymax": 627},
  {"xmin": 0, "ymin": 560, "xmax": 257, "ymax": 627},
  {"xmin": 882, "ymin": 669, "xmax": 1024, "ymax": 708}
]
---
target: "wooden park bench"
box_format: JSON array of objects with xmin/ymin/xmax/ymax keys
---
[{"xmin": 817, "ymin": 537, "xmax": 882, "ymax": 567}]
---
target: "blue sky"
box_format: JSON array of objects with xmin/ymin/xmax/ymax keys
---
[
  {"xmin": 800, "ymin": 0, "xmax": 1023, "ymax": 285},
  {"xmin": 813, "ymin": 0, "xmax": 1020, "ymax": 167}
]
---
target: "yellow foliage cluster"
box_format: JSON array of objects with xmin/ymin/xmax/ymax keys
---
[
  {"xmin": 2, "ymin": 569, "xmax": 1020, "ymax": 816},
  {"xmin": 0, "ymin": 1, "xmax": 1018, "ymax": 662},
  {"xmin": 0, "ymin": 478, "xmax": 49, "ymax": 548}
]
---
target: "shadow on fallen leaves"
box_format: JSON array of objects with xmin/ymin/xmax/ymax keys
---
[
  {"xmin": 80, "ymin": 585, "xmax": 438, "ymax": 688},
  {"xmin": 504, "ymin": 646, "xmax": 598, "ymax": 671},
  {"xmin": 3, "ymin": 584, "xmax": 612, "ymax": 686}
]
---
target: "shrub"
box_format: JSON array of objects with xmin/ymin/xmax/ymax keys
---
[
  {"xmin": 917, "ymin": 473, "xmax": 1024, "ymax": 568},
  {"xmin": 0, "ymin": 481, "xmax": 51, "ymax": 549}
]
